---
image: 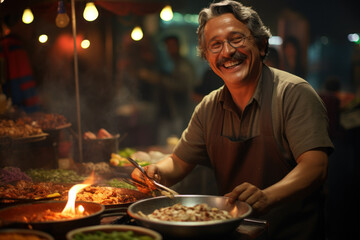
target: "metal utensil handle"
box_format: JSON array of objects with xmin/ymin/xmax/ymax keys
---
[{"xmin": 153, "ymin": 181, "xmax": 178, "ymax": 195}]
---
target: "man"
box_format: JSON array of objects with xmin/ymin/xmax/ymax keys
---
[{"xmin": 133, "ymin": 1, "xmax": 333, "ymax": 239}]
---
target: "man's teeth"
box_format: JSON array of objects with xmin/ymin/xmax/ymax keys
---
[{"xmin": 224, "ymin": 60, "xmax": 240, "ymax": 68}]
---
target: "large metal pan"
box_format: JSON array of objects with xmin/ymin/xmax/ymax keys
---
[
  {"xmin": 0, "ymin": 200, "xmax": 122, "ymax": 240},
  {"xmin": 127, "ymin": 195, "xmax": 252, "ymax": 239}
]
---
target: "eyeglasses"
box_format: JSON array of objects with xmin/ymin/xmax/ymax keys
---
[{"xmin": 207, "ymin": 34, "xmax": 251, "ymax": 54}]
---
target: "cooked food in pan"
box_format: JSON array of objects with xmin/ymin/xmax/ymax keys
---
[
  {"xmin": 0, "ymin": 119, "xmax": 43, "ymax": 138},
  {"xmin": 138, "ymin": 203, "xmax": 233, "ymax": 222},
  {"xmin": 23, "ymin": 208, "xmax": 91, "ymax": 222},
  {"xmin": 0, "ymin": 180, "xmax": 145, "ymax": 206}
]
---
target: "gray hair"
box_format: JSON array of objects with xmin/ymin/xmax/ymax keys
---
[{"xmin": 197, "ymin": 0, "xmax": 272, "ymax": 59}]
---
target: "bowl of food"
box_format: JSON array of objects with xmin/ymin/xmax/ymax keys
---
[
  {"xmin": 66, "ymin": 224, "xmax": 162, "ymax": 240},
  {"xmin": 127, "ymin": 195, "xmax": 252, "ymax": 239},
  {"xmin": 0, "ymin": 228, "xmax": 54, "ymax": 240}
]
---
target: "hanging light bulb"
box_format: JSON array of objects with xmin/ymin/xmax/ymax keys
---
[
  {"xmin": 39, "ymin": 34, "xmax": 48, "ymax": 44},
  {"xmin": 160, "ymin": 5, "xmax": 173, "ymax": 21},
  {"xmin": 131, "ymin": 26, "xmax": 143, "ymax": 41},
  {"xmin": 56, "ymin": 0, "xmax": 70, "ymax": 28},
  {"xmin": 81, "ymin": 39, "xmax": 90, "ymax": 49},
  {"xmin": 22, "ymin": 8, "xmax": 34, "ymax": 24},
  {"xmin": 83, "ymin": 2, "xmax": 98, "ymax": 22}
]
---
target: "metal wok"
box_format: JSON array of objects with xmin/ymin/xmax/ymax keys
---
[
  {"xmin": 0, "ymin": 201, "xmax": 122, "ymax": 240},
  {"xmin": 127, "ymin": 195, "xmax": 252, "ymax": 239}
]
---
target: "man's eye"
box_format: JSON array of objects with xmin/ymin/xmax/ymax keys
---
[
  {"xmin": 210, "ymin": 41, "xmax": 222, "ymax": 49},
  {"xmin": 230, "ymin": 37, "xmax": 243, "ymax": 44}
]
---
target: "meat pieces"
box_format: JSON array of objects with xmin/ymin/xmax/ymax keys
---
[{"xmin": 142, "ymin": 203, "xmax": 233, "ymax": 222}]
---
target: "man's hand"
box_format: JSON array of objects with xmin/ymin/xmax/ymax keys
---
[
  {"xmin": 224, "ymin": 150, "xmax": 328, "ymax": 216},
  {"xmin": 224, "ymin": 182, "xmax": 271, "ymax": 216},
  {"xmin": 130, "ymin": 165, "xmax": 159, "ymax": 193}
]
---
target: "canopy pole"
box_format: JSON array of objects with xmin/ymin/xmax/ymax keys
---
[{"xmin": 71, "ymin": 0, "xmax": 83, "ymax": 162}]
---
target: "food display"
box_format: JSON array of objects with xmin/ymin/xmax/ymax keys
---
[
  {"xmin": 0, "ymin": 167, "xmax": 32, "ymax": 185},
  {"xmin": 0, "ymin": 113, "xmax": 69, "ymax": 139},
  {"xmin": 26, "ymin": 169, "xmax": 86, "ymax": 183},
  {"xmin": 107, "ymin": 178, "xmax": 137, "ymax": 190},
  {"xmin": 0, "ymin": 165, "xmax": 147, "ymax": 206},
  {"xmin": 18, "ymin": 113, "xmax": 70, "ymax": 130},
  {"xmin": 0, "ymin": 119, "xmax": 44, "ymax": 138},
  {"xmin": 110, "ymin": 148, "xmax": 167, "ymax": 167},
  {"xmin": 83, "ymin": 128, "xmax": 113, "ymax": 139},
  {"xmin": 77, "ymin": 162, "xmax": 113, "ymax": 177},
  {"xmin": 0, "ymin": 180, "xmax": 144, "ymax": 206},
  {"xmin": 138, "ymin": 203, "xmax": 233, "ymax": 222},
  {"xmin": 59, "ymin": 186, "xmax": 140, "ymax": 205},
  {"xmin": 0, "ymin": 180, "xmax": 68, "ymax": 202}
]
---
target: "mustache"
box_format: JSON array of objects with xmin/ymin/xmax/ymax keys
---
[{"xmin": 216, "ymin": 51, "xmax": 247, "ymax": 67}]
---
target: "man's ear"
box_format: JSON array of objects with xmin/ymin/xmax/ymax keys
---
[
  {"xmin": 204, "ymin": 51, "xmax": 209, "ymax": 62},
  {"xmin": 259, "ymin": 39, "xmax": 268, "ymax": 58}
]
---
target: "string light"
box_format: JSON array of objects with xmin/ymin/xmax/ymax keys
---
[
  {"xmin": 39, "ymin": 34, "xmax": 48, "ymax": 43},
  {"xmin": 131, "ymin": 26, "xmax": 143, "ymax": 41},
  {"xmin": 22, "ymin": 8, "xmax": 34, "ymax": 24},
  {"xmin": 56, "ymin": 0, "xmax": 70, "ymax": 28},
  {"xmin": 160, "ymin": 5, "xmax": 173, "ymax": 21},
  {"xmin": 83, "ymin": 2, "xmax": 98, "ymax": 21},
  {"xmin": 81, "ymin": 39, "xmax": 90, "ymax": 49}
]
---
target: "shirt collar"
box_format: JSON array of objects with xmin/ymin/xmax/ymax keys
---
[{"xmin": 219, "ymin": 66, "xmax": 265, "ymax": 111}]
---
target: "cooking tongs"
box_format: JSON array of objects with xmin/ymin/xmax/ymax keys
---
[{"xmin": 127, "ymin": 157, "xmax": 178, "ymax": 197}]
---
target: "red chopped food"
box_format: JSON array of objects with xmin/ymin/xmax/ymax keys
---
[{"xmin": 97, "ymin": 128, "xmax": 113, "ymax": 139}]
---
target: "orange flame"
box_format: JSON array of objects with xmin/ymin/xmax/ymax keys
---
[{"xmin": 62, "ymin": 172, "xmax": 95, "ymax": 215}]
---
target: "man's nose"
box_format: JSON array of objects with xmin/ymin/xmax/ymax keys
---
[{"xmin": 222, "ymin": 41, "xmax": 236, "ymax": 55}]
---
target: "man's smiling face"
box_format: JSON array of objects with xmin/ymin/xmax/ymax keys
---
[{"xmin": 204, "ymin": 13, "xmax": 265, "ymax": 87}]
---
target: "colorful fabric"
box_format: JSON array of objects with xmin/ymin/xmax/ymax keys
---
[{"xmin": 0, "ymin": 34, "xmax": 39, "ymax": 113}]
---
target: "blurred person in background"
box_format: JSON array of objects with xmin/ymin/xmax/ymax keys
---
[
  {"xmin": 281, "ymin": 36, "xmax": 305, "ymax": 78},
  {"xmin": 193, "ymin": 66, "xmax": 223, "ymax": 103},
  {"xmin": 132, "ymin": 1, "xmax": 333, "ymax": 239},
  {"xmin": 318, "ymin": 76, "xmax": 343, "ymax": 140},
  {"xmin": 0, "ymin": 14, "xmax": 40, "ymax": 114},
  {"xmin": 138, "ymin": 35, "xmax": 197, "ymax": 145},
  {"xmin": 318, "ymin": 75, "xmax": 359, "ymax": 239},
  {"xmin": 264, "ymin": 46, "xmax": 280, "ymax": 69}
]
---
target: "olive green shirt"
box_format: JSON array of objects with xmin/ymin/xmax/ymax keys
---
[{"xmin": 174, "ymin": 65, "xmax": 334, "ymax": 166}]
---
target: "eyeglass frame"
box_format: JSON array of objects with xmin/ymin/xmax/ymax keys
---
[{"xmin": 206, "ymin": 33, "xmax": 252, "ymax": 54}]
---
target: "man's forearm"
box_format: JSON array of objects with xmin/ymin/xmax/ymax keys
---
[{"xmin": 263, "ymin": 150, "xmax": 328, "ymax": 207}]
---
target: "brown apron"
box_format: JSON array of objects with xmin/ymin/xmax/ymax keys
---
[{"xmin": 207, "ymin": 67, "xmax": 325, "ymax": 240}]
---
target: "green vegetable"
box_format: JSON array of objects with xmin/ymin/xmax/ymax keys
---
[
  {"xmin": 72, "ymin": 230, "xmax": 154, "ymax": 240},
  {"xmin": 107, "ymin": 179, "xmax": 137, "ymax": 190},
  {"xmin": 118, "ymin": 148, "xmax": 136, "ymax": 158},
  {"xmin": 26, "ymin": 169, "xmax": 86, "ymax": 183}
]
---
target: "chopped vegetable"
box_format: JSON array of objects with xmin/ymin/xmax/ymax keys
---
[
  {"xmin": 118, "ymin": 148, "xmax": 136, "ymax": 158},
  {"xmin": 26, "ymin": 169, "xmax": 86, "ymax": 183},
  {"xmin": 0, "ymin": 167, "xmax": 32, "ymax": 185},
  {"xmin": 107, "ymin": 178, "xmax": 137, "ymax": 190},
  {"xmin": 110, "ymin": 153, "xmax": 150, "ymax": 167}
]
